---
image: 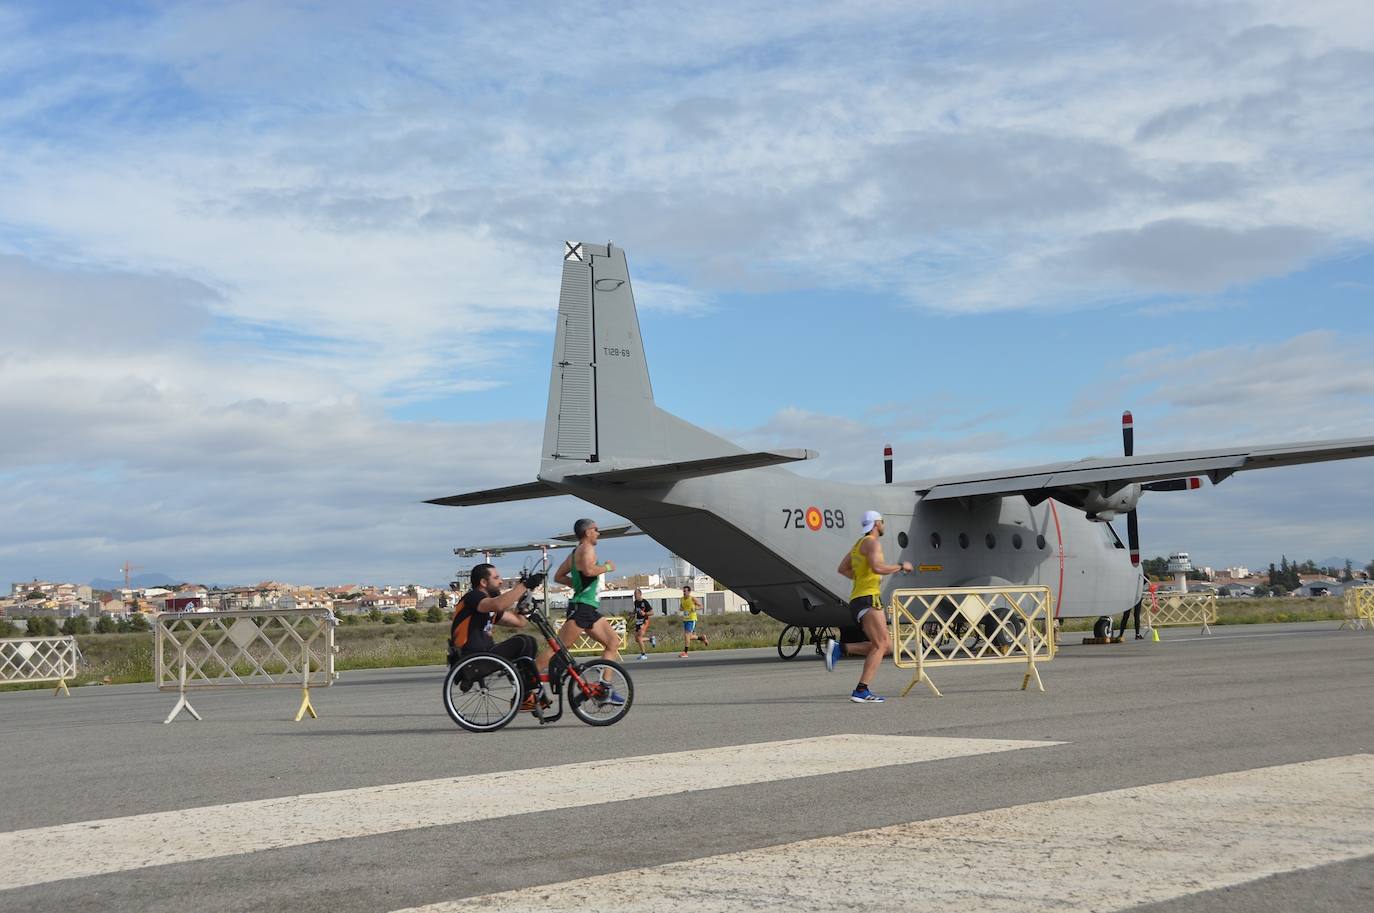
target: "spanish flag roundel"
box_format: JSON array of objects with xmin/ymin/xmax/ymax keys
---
[{"xmin": 805, "ymin": 507, "xmax": 823, "ymax": 530}]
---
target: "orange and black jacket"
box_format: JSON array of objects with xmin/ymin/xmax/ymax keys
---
[{"xmin": 450, "ymin": 590, "xmax": 497, "ymax": 654}]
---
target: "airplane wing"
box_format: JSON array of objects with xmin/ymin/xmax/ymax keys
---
[
  {"xmin": 548, "ymin": 524, "xmax": 645, "ymax": 543},
  {"xmin": 454, "ymin": 525, "xmax": 645, "ymax": 557},
  {"xmin": 912, "ymin": 437, "xmax": 1374, "ymax": 503}
]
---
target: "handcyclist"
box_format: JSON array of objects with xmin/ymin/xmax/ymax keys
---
[
  {"xmin": 540, "ymin": 518, "xmax": 624, "ymax": 703},
  {"xmin": 450, "ymin": 563, "xmax": 545, "ymax": 709},
  {"xmin": 827, "ymin": 510, "xmax": 910, "ymax": 703}
]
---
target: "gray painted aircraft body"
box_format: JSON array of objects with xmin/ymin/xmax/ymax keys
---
[{"xmin": 431, "ymin": 241, "xmax": 1374, "ymax": 626}]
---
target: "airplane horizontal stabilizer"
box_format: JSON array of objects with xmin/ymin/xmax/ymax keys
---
[
  {"xmin": 425, "ymin": 480, "xmax": 559, "ymax": 507},
  {"xmin": 568, "ymin": 449, "xmax": 817, "ymax": 486},
  {"xmin": 913, "ymin": 437, "xmax": 1374, "ymax": 502}
]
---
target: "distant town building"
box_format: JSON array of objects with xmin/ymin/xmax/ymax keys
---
[
  {"xmin": 11, "ymin": 580, "xmax": 58, "ymax": 598},
  {"xmin": 599, "ymin": 586, "xmax": 748, "ymax": 617}
]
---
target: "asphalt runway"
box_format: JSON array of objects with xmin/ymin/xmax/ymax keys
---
[{"xmin": 2, "ymin": 621, "xmax": 1372, "ymax": 912}]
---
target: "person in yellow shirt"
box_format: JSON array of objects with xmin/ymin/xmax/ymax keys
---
[
  {"xmin": 678, "ymin": 584, "xmax": 709, "ymax": 657},
  {"xmin": 829, "ymin": 510, "xmax": 910, "ymax": 703}
]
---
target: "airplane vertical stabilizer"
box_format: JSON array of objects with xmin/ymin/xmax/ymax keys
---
[{"xmin": 542, "ymin": 242, "xmax": 739, "ymax": 471}]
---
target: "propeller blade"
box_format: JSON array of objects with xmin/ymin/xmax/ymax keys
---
[
  {"xmin": 1142, "ymin": 477, "xmax": 1203, "ymax": 493},
  {"xmin": 883, "ymin": 444, "xmax": 893, "ymax": 484},
  {"xmin": 1126, "ymin": 508, "xmax": 1141, "ymax": 566},
  {"xmin": 1123, "ymin": 412, "xmax": 1140, "ymax": 565}
]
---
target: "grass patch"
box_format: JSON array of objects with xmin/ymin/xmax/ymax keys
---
[
  {"xmin": 1215, "ymin": 597, "xmax": 1348, "ymax": 625},
  {"xmin": 1058, "ymin": 596, "xmax": 1348, "ymax": 632}
]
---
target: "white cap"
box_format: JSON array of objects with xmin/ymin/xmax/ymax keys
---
[{"xmin": 861, "ymin": 510, "xmax": 882, "ymax": 532}]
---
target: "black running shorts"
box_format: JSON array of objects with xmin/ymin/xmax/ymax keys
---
[
  {"xmin": 565, "ymin": 603, "xmax": 603, "ymax": 630},
  {"xmin": 848, "ymin": 594, "xmax": 880, "ymax": 625}
]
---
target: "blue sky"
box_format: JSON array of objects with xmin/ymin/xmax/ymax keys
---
[{"xmin": 1, "ymin": 1, "xmax": 1372, "ymax": 587}]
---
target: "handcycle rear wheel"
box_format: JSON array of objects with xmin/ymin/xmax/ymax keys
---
[
  {"xmin": 443, "ymin": 653, "xmax": 522, "ymax": 732},
  {"xmin": 777, "ymin": 624, "xmax": 805, "ymax": 659},
  {"xmin": 566, "ymin": 659, "xmax": 634, "ymax": 726}
]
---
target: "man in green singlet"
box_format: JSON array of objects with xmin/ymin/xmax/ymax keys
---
[
  {"xmin": 828, "ymin": 509, "xmax": 910, "ymax": 703},
  {"xmin": 539, "ymin": 518, "xmax": 624, "ymax": 702}
]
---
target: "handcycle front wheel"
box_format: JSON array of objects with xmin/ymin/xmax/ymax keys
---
[
  {"xmin": 443, "ymin": 653, "xmax": 523, "ymax": 732},
  {"xmin": 566, "ymin": 659, "xmax": 633, "ymax": 726},
  {"xmin": 777, "ymin": 624, "xmax": 805, "ymax": 659}
]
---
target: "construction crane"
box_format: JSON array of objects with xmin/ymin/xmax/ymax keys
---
[{"xmin": 120, "ymin": 561, "xmax": 144, "ymax": 590}]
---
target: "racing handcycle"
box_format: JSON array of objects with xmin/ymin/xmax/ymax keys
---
[{"xmin": 442, "ymin": 578, "xmax": 634, "ymax": 732}]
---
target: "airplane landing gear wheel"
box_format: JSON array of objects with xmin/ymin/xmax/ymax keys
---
[{"xmin": 1093, "ymin": 616, "xmax": 1113, "ymax": 639}]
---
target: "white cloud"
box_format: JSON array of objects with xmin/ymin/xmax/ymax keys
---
[{"xmin": 2, "ymin": 1, "xmax": 1371, "ymax": 334}]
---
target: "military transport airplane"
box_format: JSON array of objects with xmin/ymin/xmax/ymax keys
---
[{"xmin": 429, "ymin": 241, "xmax": 1374, "ymax": 632}]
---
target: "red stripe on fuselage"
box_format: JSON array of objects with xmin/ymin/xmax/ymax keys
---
[{"xmin": 1049, "ymin": 499, "xmax": 1065, "ymax": 618}]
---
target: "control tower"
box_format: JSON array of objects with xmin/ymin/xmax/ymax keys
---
[{"xmin": 1166, "ymin": 552, "xmax": 1194, "ymax": 593}]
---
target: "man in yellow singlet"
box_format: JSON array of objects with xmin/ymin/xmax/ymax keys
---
[
  {"xmin": 677, "ymin": 584, "xmax": 709, "ymax": 657},
  {"xmin": 828, "ymin": 510, "xmax": 910, "ymax": 703}
]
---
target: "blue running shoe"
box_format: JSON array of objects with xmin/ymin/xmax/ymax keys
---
[
  {"xmin": 850, "ymin": 687, "xmax": 885, "ymax": 704},
  {"xmin": 591, "ymin": 681, "xmax": 626, "ymax": 706},
  {"xmin": 822, "ymin": 639, "xmax": 841, "ymax": 672}
]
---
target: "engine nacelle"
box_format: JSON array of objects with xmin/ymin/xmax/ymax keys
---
[{"xmin": 1075, "ymin": 483, "xmax": 1141, "ymax": 521}]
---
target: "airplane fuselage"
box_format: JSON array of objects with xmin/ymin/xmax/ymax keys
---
[
  {"xmin": 435, "ymin": 242, "xmax": 1374, "ymax": 627},
  {"xmin": 542, "ymin": 466, "xmax": 1142, "ymax": 626}
]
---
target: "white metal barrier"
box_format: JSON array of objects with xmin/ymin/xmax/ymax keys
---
[
  {"xmin": 890, "ymin": 586, "xmax": 1055, "ymax": 697},
  {"xmin": 563, "ymin": 616, "xmax": 628, "ymax": 654},
  {"xmin": 154, "ymin": 609, "xmax": 338, "ymax": 723},
  {"xmin": 1340, "ymin": 587, "xmax": 1374, "ymax": 631},
  {"xmin": 0, "ymin": 636, "xmax": 79, "ymax": 696},
  {"xmin": 1144, "ymin": 592, "xmax": 1217, "ymax": 635}
]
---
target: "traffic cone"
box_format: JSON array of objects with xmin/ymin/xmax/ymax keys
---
[{"xmin": 1151, "ymin": 627, "xmax": 1160, "ymax": 642}]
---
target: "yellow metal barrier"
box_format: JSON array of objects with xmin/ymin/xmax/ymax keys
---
[
  {"xmin": 154, "ymin": 609, "xmax": 338, "ymax": 723},
  {"xmin": 563, "ymin": 616, "xmax": 628, "ymax": 654},
  {"xmin": 1145, "ymin": 592, "xmax": 1217, "ymax": 636},
  {"xmin": 1340, "ymin": 587, "xmax": 1374, "ymax": 631},
  {"xmin": 890, "ymin": 586, "xmax": 1055, "ymax": 697},
  {"xmin": 0, "ymin": 635, "xmax": 79, "ymax": 696}
]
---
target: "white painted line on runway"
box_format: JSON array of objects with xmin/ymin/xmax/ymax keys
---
[
  {"xmin": 1167, "ymin": 629, "xmax": 1339, "ymax": 642},
  {"xmin": 0, "ymin": 734, "xmax": 1056, "ymax": 891},
  {"xmin": 394, "ymin": 754, "xmax": 1374, "ymax": 913}
]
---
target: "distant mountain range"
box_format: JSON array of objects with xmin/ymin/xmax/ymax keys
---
[
  {"xmin": 1316, "ymin": 557, "xmax": 1363, "ymax": 572},
  {"xmin": 89, "ymin": 572, "xmax": 179, "ymax": 591}
]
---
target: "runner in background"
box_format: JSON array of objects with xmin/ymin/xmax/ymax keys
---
[
  {"xmin": 678, "ymin": 584, "xmax": 709, "ymax": 657},
  {"xmin": 632, "ymin": 587, "xmax": 656, "ymax": 660}
]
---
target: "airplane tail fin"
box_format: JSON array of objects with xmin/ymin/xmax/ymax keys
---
[
  {"xmin": 541, "ymin": 242, "xmax": 739, "ymax": 470},
  {"xmin": 427, "ymin": 242, "xmax": 815, "ymax": 509}
]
